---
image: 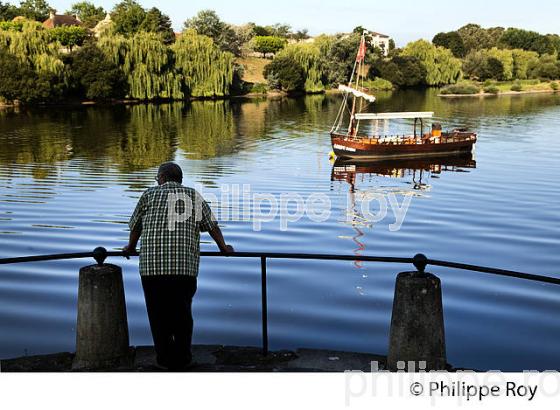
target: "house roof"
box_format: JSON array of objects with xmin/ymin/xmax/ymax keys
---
[
  {"xmin": 42, "ymin": 14, "xmax": 82, "ymax": 29},
  {"xmin": 370, "ymin": 31, "xmax": 389, "ymax": 38}
]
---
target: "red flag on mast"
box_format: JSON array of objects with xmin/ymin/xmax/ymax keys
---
[{"xmin": 356, "ymin": 37, "xmax": 366, "ymax": 62}]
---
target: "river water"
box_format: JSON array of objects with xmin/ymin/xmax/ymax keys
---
[{"xmin": 1, "ymin": 89, "xmax": 559, "ymax": 370}]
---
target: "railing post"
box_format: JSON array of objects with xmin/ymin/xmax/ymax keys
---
[
  {"xmin": 72, "ymin": 247, "xmax": 131, "ymax": 370},
  {"xmin": 387, "ymin": 254, "xmax": 447, "ymax": 371},
  {"xmin": 261, "ymin": 256, "xmax": 269, "ymax": 356}
]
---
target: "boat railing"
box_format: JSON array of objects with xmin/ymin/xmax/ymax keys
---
[{"xmin": 1, "ymin": 249, "xmax": 558, "ymax": 355}]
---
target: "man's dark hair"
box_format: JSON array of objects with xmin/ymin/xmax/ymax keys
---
[{"xmin": 158, "ymin": 162, "xmax": 183, "ymax": 183}]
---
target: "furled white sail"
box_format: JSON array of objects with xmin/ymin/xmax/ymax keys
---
[{"xmin": 338, "ymin": 85, "xmax": 376, "ymax": 103}]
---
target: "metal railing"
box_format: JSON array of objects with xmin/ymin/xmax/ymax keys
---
[{"xmin": 1, "ymin": 248, "xmax": 559, "ymax": 355}]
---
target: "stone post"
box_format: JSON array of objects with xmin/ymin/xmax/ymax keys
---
[
  {"xmin": 72, "ymin": 247, "xmax": 131, "ymax": 370},
  {"xmin": 387, "ymin": 254, "xmax": 447, "ymax": 371}
]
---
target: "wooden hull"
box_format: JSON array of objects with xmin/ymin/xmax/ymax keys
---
[{"xmin": 331, "ymin": 132, "xmax": 476, "ymax": 160}]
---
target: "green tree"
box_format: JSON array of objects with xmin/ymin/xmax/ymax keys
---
[
  {"xmin": 268, "ymin": 23, "xmax": 291, "ymax": 38},
  {"xmin": 292, "ymin": 29, "xmax": 309, "ymax": 41},
  {"xmin": 98, "ymin": 31, "xmax": 182, "ymax": 100},
  {"xmin": 18, "ymin": 0, "xmax": 51, "ymax": 21},
  {"xmin": 251, "ymin": 35, "xmax": 286, "ymax": 57},
  {"xmin": 48, "ymin": 25, "xmax": 87, "ymax": 51},
  {"xmin": 252, "ymin": 24, "xmax": 271, "ymax": 36},
  {"xmin": 263, "ymin": 55, "xmax": 305, "ymax": 92},
  {"xmin": 499, "ymin": 28, "xmax": 555, "ymax": 55},
  {"xmin": 0, "ymin": 47, "xmax": 64, "ymax": 103},
  {"xmin": 512, "ymin": 49, "xmax": 539, "ymax": 79},
  {"xmin": 69, "ymin": 42, "xmax": 127, "ymax": 99},
  {"xmin": 277, "ymin": 42, "xmax": 324, "ymax": 92},
  {"xmin": 457, "ymin": 24, "xmax": 503, "ymax": 52},
  {"xmin": 529, "ymin": 54, "xmax": 560, "ymax": 79},
  {"xmin": 172, "ymin": 29, "xmax": 234, "ymax": 97},
  {"xmin": 370, "ymin": 55, "xmax": 426, "ymax": 87},
  {"xmin": 139, "ymin": 7, "xmax": 174, "ymax": 44},
  {"xmin": 0, "ymin": 1, "xmax": 20, "ymax": 21},
  {"xmin": 66, "ymin": 1, "xmax": 105, "ymax": 29},
  {"xmin": 183, "ymin": 9, "xmax": 224, "ymax": 42},
  {"xmin": 183, "ymin": 9, "xmax": 241, "ymax": 55},
  {"xmin": 401, "ymin": 40, "xmax": 462, "ymax": 85},
  {"xmin": 111, "ymin": 0, "xmax": 146, "ymax": 36},
  {"xmin": 315, "ymin": 33, "xmax": 361, "ymax": 87},
  {"xmin": 432, "ymin": 31, "xmax": 466, "ymax": 57}
]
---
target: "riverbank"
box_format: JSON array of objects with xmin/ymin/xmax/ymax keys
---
[{"xmin": 439, "ymin": 89, "xmax": 559, "ymax": 98}]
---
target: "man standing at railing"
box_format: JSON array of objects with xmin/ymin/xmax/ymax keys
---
[{"xmin": 123, "ymin": 162, "xmax": 234, "ymax": 370}]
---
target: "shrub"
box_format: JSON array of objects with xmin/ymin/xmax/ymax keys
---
[
  {"xmin": 440, "ymin": 82, "xmax": 480, "ymax": 95},
  {"xmin": 263, "ymin": 56, "xmax": 305, "ymax": 92},
  {"xmin": 510, "ymin": 81, "xmax": 523, "ymax": 91},
  {"xmin": 551, "ymin": 82, "xmax": 559, "ymax": 91},
  {"xmin": 250, "ymin": 83, "xmax": 268, "ymax": 94},
  {"xmin": 363, "ymin": 77, "xmax": 393, "ymax": 91},
  {"xmin": 483, "ymin": 85, "xmax": 500, "ymax": 94},
  {"xmin": 483, "ymin": 79, "xmax": 496, "ymax": 87}
]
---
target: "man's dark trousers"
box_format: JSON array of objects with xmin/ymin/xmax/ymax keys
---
[{"xmin": 141, "ymin": 275, "xmax": 197, "ymax": 370}]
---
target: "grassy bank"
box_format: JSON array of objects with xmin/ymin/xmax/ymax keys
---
[{"xmin": 440, "ymin": 79, "xmax": 559, "ymax": 97}]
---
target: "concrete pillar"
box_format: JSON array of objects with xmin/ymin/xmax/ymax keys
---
[
  {"xmin": 72, "ymin": 261, "xmax": 131, "ymax": 370},
  {"xmin": 387, "ymin": 264, "xmax": 447, "ymax": 371}
]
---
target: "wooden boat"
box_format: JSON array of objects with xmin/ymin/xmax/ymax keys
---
[{"xmin": 330, "ymin": 33, "xmax": 477, "ymax": 160}]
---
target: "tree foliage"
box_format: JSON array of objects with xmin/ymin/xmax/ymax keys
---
[
  {"xmin": 251, "ymin": 35, "xmax": 286, "ymax": 57},
  {"xmin": 432, "ymin": 31, "xmax": 465, "ymax": 57},
  {"xmin": 172, "ymin": 29, "xmax": 234, "ymax": 97},
  {"xmin": 277, "ymin": 43, "xmax": 324, "ymax": 92},
  {"xmin": 48, "ymin": 25, "xmax": 87, "ymax": 51},
  {"xmin": 457, "ymin": 24, "xmax": 504, "ymax": 53},
  {"xmin": 111, "ymin": 0, "xmax": 146, "ymax": 36},
  {"xmin": 183, "ymin": 9, "xmax": 243, "ymax": 55},
  {"xmin": 315, "ymin": 33, "xmax": 362, "ymax": 87},
  {"xmin": 369, "ymin": 55, "xmax": 426, "ymax": 87},
  {"xmin": 499, "ymin": 28, "xmax": 556, "ymax": 55},
  {"xmin": 98, "ymin": 31, "xmax": 183, "ymax": 100},
  {"xmin": 401, "ymin": 40, "xmax": 462, "ymax": 85},
  {"xmin": 18, "ymin": 0, "xmax": 51, "ymax": 22},
  {"xmin": 139, "ymin": 7, "xmax": 174, "ymax": 44},
  {"xmin": 69, "ymin": 41, "xmax": 127, "ymax": 99},
  {"xmin": 263, "ymin": 55, "xmax": 305, "ymax": 92},
  {"xmin": 66, "ymin": 1, "xmax": 105, "ymax": 29}
]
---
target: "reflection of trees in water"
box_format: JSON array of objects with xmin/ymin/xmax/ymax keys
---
[
  {"xmin": 178, "ymin": 101, "xmax": 237, "ymax": 159},
  {"xmin": 107, "ymin": 104, "xmax": 178, "ymax": 172}
]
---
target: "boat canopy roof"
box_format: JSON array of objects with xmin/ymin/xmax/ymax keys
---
[{"xmin": 354, "ymin": 112, "xmax": 434, "ymax": 120}]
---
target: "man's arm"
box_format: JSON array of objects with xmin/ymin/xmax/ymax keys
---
[
  {"xmin": 209, "ymin": 224, "xmax": 234, "ymax": 254},
  {"xmin": 123, "ymin": 226, "xmax": 141, "ymax": 258}
]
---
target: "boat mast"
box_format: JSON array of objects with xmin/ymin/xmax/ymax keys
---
[{"xmin": 348, "ymin": 32, "xmax": 367, "ymax": 136}]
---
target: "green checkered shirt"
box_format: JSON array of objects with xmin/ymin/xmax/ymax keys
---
[{"xmin": 128, "ymin": 182, "xmax": 217, "ymax": 277}]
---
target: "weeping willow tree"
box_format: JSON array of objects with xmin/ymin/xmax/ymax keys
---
[
  {"xmin": 172, "ymin": 29, "xmax": 234, "ymax": 97},
  {"xmin": 0, "ymin": 21, "xmax": 64, "ymax": 76},
  {"xmin": 98, "ymin": 32, "xmax": 183, "ymax": 100},
  {"xmin": 402, "ymin": 40, "xmax": 463, "ymax": 86},
  {"xmin": 277, "ymin": 43, "xmax": 325, "ymax": 93}
]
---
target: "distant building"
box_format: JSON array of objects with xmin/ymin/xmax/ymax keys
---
[
  {"xmin": 42, "ymin": 10, "xmax": 82, "ymax": 29},
  {"xmin": 93, "ymin": 13, "xmax": 112, "ymax": 38},
  {"xmin": 368, "ymin": 31, "xmax": 391, "ymax": 56}
]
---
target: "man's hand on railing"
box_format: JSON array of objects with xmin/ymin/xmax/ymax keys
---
[
  {"xmin": 122, "ymin": 244, "xmax": 136, "ymax": 260},
  {"xmin": 221, "ymin": 244, "xmax": 234, "ymax": 255}
]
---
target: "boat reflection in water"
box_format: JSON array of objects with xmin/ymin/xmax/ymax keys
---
[
  {"xmin": 331, "ymin": 154, "xmax": 476, "ymax": 268},
  {"xmin": 331, "ymin": 154, "xmax": 477, "ymax": 192}
]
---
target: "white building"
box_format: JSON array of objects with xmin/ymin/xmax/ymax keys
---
[{"xmin": 368, "ymin": 31, "xmax": 391, "ymax": 56}]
